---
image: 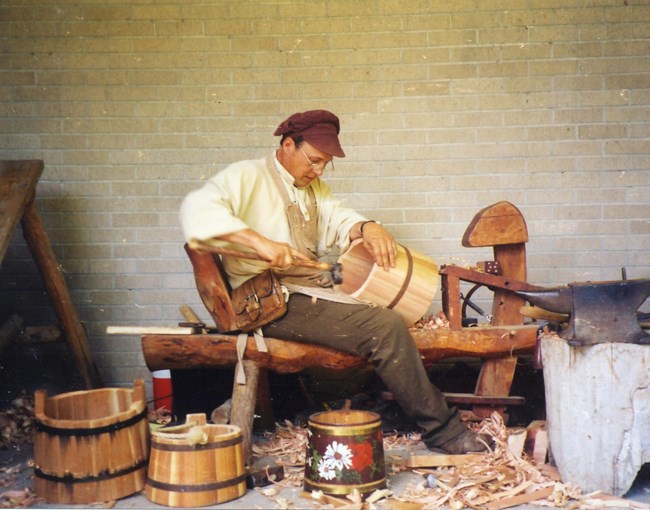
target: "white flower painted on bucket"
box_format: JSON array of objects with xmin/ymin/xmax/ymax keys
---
[
  {"xmin": 317, "ymin": 457, "xmax": 337, "ymax": 480},
  {"xmin": 323, "ymin": 441, "xmax": 353, "ymax": 471}
]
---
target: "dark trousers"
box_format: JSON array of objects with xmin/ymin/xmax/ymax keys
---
[{"xmin": 263, "ymin": 293, "xmax": 466, "ymax": 446}]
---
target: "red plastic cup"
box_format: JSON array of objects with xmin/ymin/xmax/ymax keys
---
[{"xmin": 152, "ymin": 369, "xmax": 173, "ymax": 410}]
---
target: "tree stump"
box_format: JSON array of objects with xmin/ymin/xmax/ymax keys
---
[{"xmin": 541, "ymin": 336, "xmax": 650, "ymax": 496}]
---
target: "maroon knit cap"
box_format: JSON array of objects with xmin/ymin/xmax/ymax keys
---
[{"xmin": 274, "ymin": 110, "xmax": 346, "ymax": 158}]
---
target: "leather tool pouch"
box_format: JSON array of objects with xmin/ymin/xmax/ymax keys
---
[{"xmin": 231, "ymin": 269, "xmax": 287, "ymax": 332}]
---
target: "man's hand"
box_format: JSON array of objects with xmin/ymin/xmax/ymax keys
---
[
  {"xmin": 253, "ymin": 238, "xmax": 309, "ymax": 269},
  {"xmin": 355, "ymin": 221, "xmax": 397, "ymax": 271},
  {"xmin": 219, "ymin": 229, "xmax": 308, "ymax": 269}
]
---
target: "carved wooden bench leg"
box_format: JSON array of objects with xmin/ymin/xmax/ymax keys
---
[
  {"xmin": 472, "ymin": 357, "xmax": 518, "ymax": 418},
  {"xmin": 230, "ymin": 360, "xmax": 260, "ymax": 466},
  {"xmin": 255, "ymin": 367, "xmax": 275, "ymax": 431}
]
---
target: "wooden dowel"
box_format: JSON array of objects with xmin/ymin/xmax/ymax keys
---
[
  {"xmin": 107, "ymin": 326, "xmax": 196, "ymax": 335},
  {"xmin": 180, "ymin": 304, "xmax": 201, "ymax": 323}
]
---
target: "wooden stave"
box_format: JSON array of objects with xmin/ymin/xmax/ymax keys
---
[
  {"xmin": 146, "ymin": 418, "xmax": 246, "ymax": 507},
  {"xmin": 32, "ymin": 381, "xmax": 149, "ymax": 504},
  {"xmin": 336, "ymin": 240, "xmax": 439, "ymax": 325}
]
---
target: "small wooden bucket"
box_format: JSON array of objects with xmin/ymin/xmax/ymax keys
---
[
  {"xmin": 146, "ymin": 413, "xmax": 246, "ymax": 507},
  {"xmin": 33, "ymin": 380, "xmax": 150, "ymax": 505},
  {"xmin": 335, "ymin": 239, "xmax": 439, "ymax": 325},
  {"xmin": 304, "ymin": 410, "xmax": 385, "ymax": 498}
]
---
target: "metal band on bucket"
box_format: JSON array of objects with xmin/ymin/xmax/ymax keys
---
[
  {"xmin": 34, "ymin": 408, "xmax": 148, "ymax": 437},
  {"xmin": 305, "ymin": 477, "xmax": 386, "ymax": 496},
  {"xmin": 34, "ymin": 460, "xmax": 148, "ymax": 484},
  {"xmin": 308, "ymin": 416, "xmax": 381, "ymax": 437},
  {"xmin": 386, "ymin": 244, "xmax": 414, "ymax": 310},
  {"xmin": 146, "ymin": 473, "xmax": 247, "ymax": 493}
]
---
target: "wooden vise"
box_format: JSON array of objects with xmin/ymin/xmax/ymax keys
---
[{"xmin": 141, "ymin": 201, "xmax": 540, "ymax": 463}]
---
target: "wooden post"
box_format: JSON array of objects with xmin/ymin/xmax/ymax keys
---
[
  {"xmin": 462, "ymin": 202, "xmax": 529, "ymax": 418},
  {"xmin": 1, "ymin": 160, "xmax": 102, "ymax": 389},
  {"xmin": 0, "ymin": 160, "xmax": 43, "ymax": 262},
  {"xmin": 541, "ymin": 336, "xmax": 650, "ymax": 496},
  {"xmin": 229, "ymin": 360, "xmax": 260, "ymax": 466}
]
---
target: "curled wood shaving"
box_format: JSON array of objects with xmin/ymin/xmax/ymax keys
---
[
  {"xmin": 0, "ymin": 488, "xmax": 35, "ymax": 508},
  {"xmin": 383, "ymin": 431, "xmax": 422, "ymax": 450},
  {"xmin": 147, "ymin": 406, "xmax": 173, "ymax": 427},
  {"xmin": 414, "ymin": 311, "xmax": 450, "ymax": 331}
]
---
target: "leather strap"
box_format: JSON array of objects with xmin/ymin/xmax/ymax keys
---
[
  {"xmin": 253, "ymin": 329, "xmax": 268, "ymax": 352},
  {"xmin": 235, "ymin": 333, "xmax": 247, "ymax": 385}
]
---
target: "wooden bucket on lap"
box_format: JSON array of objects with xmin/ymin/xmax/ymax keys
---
[
  {"xmin": 33, "ymin": 380, "xmax": 150, "ymax": 504},
  {"xmin": 145, "ymin": 413, "xmax": 246, "ymax": 507},
  {"xmin": 335, "ymin": 240, "xmax": 439, "ymax": 325}
]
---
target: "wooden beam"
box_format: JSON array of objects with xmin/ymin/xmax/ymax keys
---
[
  {"xmin": 141, "ymin": 325, "xmax": 538, "ymax": 373},
  {"xmin": 443, "ymin": 392, "xmax": 525, "ymax": 406},
  {"xmin": 439, "ymin": 264, "xmax": 541, "ymax": 293},
  {"xmin": 0, "ymin": 160, "xmax": 43, "ymax": 263},
  {"xmin": 402, "ymin": 452, "xmax": 486, "ymax": 468},
  {"xmin": 21, "ymin": 201, "xmax": 102, "ymax": 389}
]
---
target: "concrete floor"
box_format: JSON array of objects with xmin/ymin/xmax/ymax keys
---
[
  {"xmin": 1, "ymin": 355, "xmax": 649, "ymax": 509},
  {"xmin": 2, "ymin": 442, "xmax": 649, "ymax": 510}
]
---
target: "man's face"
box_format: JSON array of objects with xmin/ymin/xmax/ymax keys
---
[{"xmin": 280, "ymin": 139, "xmax": 333, "ymax": 187}]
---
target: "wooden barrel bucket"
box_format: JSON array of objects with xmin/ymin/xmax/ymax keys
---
[
  {"xmin": 33, "ymin": 380, "xmax": 150, "ymax": 505},
  {"xmin": 304, "ymin": 410, "xmax": 385, "ymax": 498},
  {"xmin": 335, "ymin": 239, "xmax": 439, "ymax": 325},
  {"xmin": 146, "ymin": 413, "xmax": 246, "ymax": 507}
]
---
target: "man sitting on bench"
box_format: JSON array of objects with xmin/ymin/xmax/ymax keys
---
[{"xmin": 179, "ymin": 109, "xmax": 490, "ymax": 455}]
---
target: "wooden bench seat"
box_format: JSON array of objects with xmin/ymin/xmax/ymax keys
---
[
  {"xmin": 142, "ymin": 326, "xmax": 538, "ymax": 375},
  {"xmin": 141, "ymin": 201, "xmax": 541, "ymax": 464},
  {"xmin": 141, "ymin": 325, "xmax": 538, "ymax": 464}
]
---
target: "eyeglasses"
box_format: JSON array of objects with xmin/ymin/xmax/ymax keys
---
[{"xmin": 299, "ymin": 145, "xmax": 335, "ymax": 172}]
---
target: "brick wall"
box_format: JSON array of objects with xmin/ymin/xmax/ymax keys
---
[{"xmin": 1, "ymin": 0, "xmax": 649, "ymax": 388}]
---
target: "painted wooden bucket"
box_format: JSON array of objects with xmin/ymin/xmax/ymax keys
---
[
  {"xmin": 33, "ymin": 380, "xmax": 150, "ymax": 505},
  {"xmin": 145, "ymin": 413, "xmax": 246, "ymax": 507},
  {"xmin": 335, "ymin": 239, "xmax": 439, "ymax": 325},
  {"xmin": 304, "ymin": 410, "xmax": 385, "ymax": 498}
]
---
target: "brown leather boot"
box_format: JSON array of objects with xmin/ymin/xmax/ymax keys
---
[{"xmin": 429, "ymin": 428, "xmax": 493, "ymax": 455}]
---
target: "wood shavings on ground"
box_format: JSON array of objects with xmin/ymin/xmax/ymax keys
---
[
  {"xmin": 0, "ymin": 393, "xmax": 34, "ymax": 449},
  {"xmin": 395, "ymin": 413, "xmax": 583, "ymax": 509},
  {"xmin": 0, "ymin": 488, "xmax": 36, "ymax": 508},
  {"xmin": 383, "ymin": 431, "xmax": 422, "ymax": 450},
  {"xmin": 253, "ymin": 420, "xmax": 310, "ymax": 487},
  {"xmin": 253, "ymin": 414, "xmax": 647, "ymax": 510}
]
